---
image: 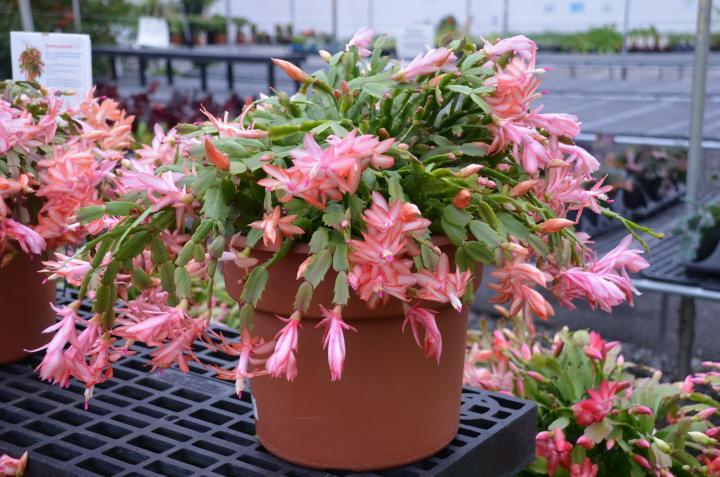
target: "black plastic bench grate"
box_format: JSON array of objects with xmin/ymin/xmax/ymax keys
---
[
  {"xmin": 640, "ymin": 229, "xmax": 720, "ymax": 291},
  {"xmin": 0, "ymin": 289, "xmax": 536, "ymax": 477}
]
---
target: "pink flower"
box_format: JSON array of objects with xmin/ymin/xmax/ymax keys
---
[
  {"xmin": 249, "ymin": 206, "xmax": 304, "ymax": 247},
  {"xmin": 212, "ymin": 328, "xmax": 273, "ymax": 397},
  {"xmin": 291, "ymin": 133, "xmax": 359, "ymax": 193},
  {"xmin": 362, "ymin": 192, "xmax": 430, "ymax": 235},
  {"xmin": 584, "ymin": 331, "xmax": 619, "ymax": 361},
  {"xmin": 559, "ymin": 144, "xmax": 600, "ymax": 179},
  {"xmin": 258, "ymin": 164, "xmax": 326, "ymax": 209},
  {"xmin": 414, "ymin": 254, "xmax": 472, "ymax": 312},
  {"xmin": 201, "ymin": 106, "xmax": 267, "ymax": 139},
  {"xmin": 0, "ymin": 451, "xmax": 28, "ymax": 477},
  {"xmin": 527, "ymin": 112, "xmax": 581, "ymax": 138},
  {"xmin": 347, "ymin": 259, "xmax": 417, "ymax": 306},
  {"xmin": 485, "ymin": 58, "xmax": 543, "ymax": 121},
  {"xmin": 115, "ymin": 305, "xmax": 188, "ymax": 346},
  {"xmin": 266, "ymin": 312, "xmax": 302, "ymax": 381},
  {"xmin": 2, "ymin": 219, "xmax": 46, "ymax": 255},
  {"xmin": 392, "ymin": 47, "xmax": 457, "ymax": 82},
  {"xmin": 489, "ymin": 253, "xmax": 554, "ymax": 321},
  {"xmin": 554, "ymin": 236, "xmax": 649, "ymax": 312},
  {"xmin": 483, "ymin": 35, "xmax": 537, "ymax": 62},
  {"xmin": 593, "ymin": 235, "xmax": 650, "ymax": 275},
  {"xmin": 134, "ymin": 124, "xmax": 178, "ymax": 165},
  {"xmin": 402, "ymin": 304, "xmax": 442, "ymax": 364},
  {"xmin": 149, "ymin": 319, "xmax": 207, "ymax": 373},
  {"xmin": 347, "ymin": 28, "xmax": 374, "ymax": 57},
  {"xmin": 41, "ymin": 253, "xmax": 95, "ymax": 286},
  {"xmin": 535, "ymin": 429, "xmax": 572, "ymax": 476},
  {"xmin": 349, "ymin": 228, "xmax": 407, "ymax": 264},
  {"xmin": 219, "ymin": 249, "xmax": 259, "ymax": 272},
  {"xmin": 572, "ymin": 380, "xmax": 627, "ymax": 426},
  {"xmin": 555, "ymin": 268, "xmax": 631, "ymax": 312},
  {"xmin": 570, "ymin": 458, "xmax": 599, "ymax": 477},
  {"xmin": 33, "ymin": 303, "xmax": 81, "ymax": 387},
  {"xmin": 326, "ymin": 131, "xmax": 395, "ymax": 170},
  {"xmin": 315, "ymin": 306, "xmax": 356, "ymax": 381}
]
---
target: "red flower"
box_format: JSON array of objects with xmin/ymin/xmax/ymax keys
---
[
  {"xmin": 572, "ymin": 380, "xmax": 628, "ymax": 426},
  {"xmin": 535, "ymin": 429, "xmax": 572, "ymax": 475},
  {"xmin": 584, "ymin": 331, "xmax": 619, "ymax": 362},
  {"xmin": 570, "ymin": 458, "xmax": 598, "ymax": 477}
]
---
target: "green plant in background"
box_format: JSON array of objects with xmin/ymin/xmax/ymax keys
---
[
  {"xmin": 568, "ymin": 26, "xmax": 623, "ymax": 54},
  {"xmin": 675, "ymin": 174, "xmax": 720, "ymax": 261},
  {"xmin": 465, "ymin": 313, "xmax": 720, "ymax": 476}
]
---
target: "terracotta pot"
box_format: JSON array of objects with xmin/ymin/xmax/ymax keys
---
[
  {"xmin": 0, "ymin": 253, "xmax": 56, "ymax": 364},
  {"xmin": 223, "ymin": 238, "xmax": 481, "ymax": 471}
]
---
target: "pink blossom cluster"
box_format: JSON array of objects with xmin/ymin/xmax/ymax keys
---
[
  {"xmin": 0, "ymin": 86, "xmax": 133, "ymax": 257},
  {"xmin": 260, "ymin": 131, "xmax": 394, "ymax": 210}
]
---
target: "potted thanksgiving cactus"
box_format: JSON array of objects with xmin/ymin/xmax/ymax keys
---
[
  {"xmin": 38, "ymin": 31, "xmax": 660, "ymax": 470},
  {"xmin": 0, "ymin": 81, "xmax": 133, "ymax": 364}
]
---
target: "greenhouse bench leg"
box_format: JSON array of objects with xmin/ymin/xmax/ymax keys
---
[
  {"xmin": 659, "ymin": 293, "xmax": 669, "ymax": 346},
  {"xmin": 677, "ymin": 296, "xmax": 696, "ymax": 378}
]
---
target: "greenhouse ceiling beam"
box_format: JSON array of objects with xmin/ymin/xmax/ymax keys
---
[
  {"xmin": 687, "ymin": 0, "xmax": 713, "ymax": 210},
  {"xmin": 72, "ymin": 0, "xmax": 81, "ymax": 32},
  {"xmin": 18, "ymin": 0, "xmax": 34, "ymax": 31}
]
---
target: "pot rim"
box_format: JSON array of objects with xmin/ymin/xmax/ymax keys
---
[{"xmin": 229, "ymin": 234, "xmax": 453, "ymax": 255}]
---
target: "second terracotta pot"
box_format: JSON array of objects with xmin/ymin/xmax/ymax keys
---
[
  {"xmin": 224, "ymin": 239, "xmax": 480, "ymax": 471},
  {"xmin": 0, "ymin": 253, "xmax": 56, "ymax": 364}
]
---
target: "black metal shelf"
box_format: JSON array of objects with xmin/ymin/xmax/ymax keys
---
[{"xmin": 0, "ymin": 290, "xmax": 536, "ymax": 477}]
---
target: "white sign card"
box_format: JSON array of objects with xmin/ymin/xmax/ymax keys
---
[
  {"xmin": 10, "ymin": 31, "xmax": 93, "ymax": 106},
  {"xmin": 137, "ymin": 16, "xmax": 170, "ymax": 48},
  {"xmin": 395, "ymin": 24, "xmax": 435, "ymax": 59}
]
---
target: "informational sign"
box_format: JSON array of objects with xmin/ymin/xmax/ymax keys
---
[
  {"xmin": 10, "ymin": 31, "xmax": 92, "ymax": 105},
  {"xmin": 137, "ymin": 16, "xmax": 170, "ymax": 48},
  {"xmin": 395, "ymin": 24, "xmax": 435, "ymax": 59}
]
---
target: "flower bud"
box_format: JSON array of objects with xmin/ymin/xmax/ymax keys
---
[
  {"xmin": 453, "ymin": 190, "xmax": 472, "ymax": 209},
  {"xmin": 319, "ymin": 49, "xmax": 332, "ymax": 62},
  {"xmin": 629, "ymin": 405, "xmax": 654, "ymax": 416},
  {"xmin": 271, "ymin": 58, "xmax": 310, "ymax": 82},
  {"xmin": 204, "ymin": 137, "xmax": 230, "ymax": 170},
  {"xmin": 456, "ymin": 164, "xmax": 483, "ymax": 177},
  {"xmin": 511, "ymin": 179, "xmax": 540, "ymax": 197},
  {"xmin": 653, "ymin": 437, "xmax": 672, "ymax": 453},
  {"xmin": 526, "ymin": 371, "xmax": 546, "ymax": 383},
  {"xmin": 634, "ymin": 439, "xmax": 650, "ymax": 449},
  {"xmin": 538, "ymin": 218, "xmax": 575, "ymax": 233},
  {"xmin": 688, "ymin": 431, "xmax": 718, "ymax": 446},
  {"xmin": 576, "ymin": 435, "xmax": 594, "ymax": 449},
  {"xmin": 632, "ymin": 454, "xmax": 651, "ymax": 470},
  {"xmin": 695, "ymin": 407, "xmax": 717, "ymax": 421},
  {"xmin": 208, "ymin": 236, "xmax": 226, "ymax": 259}
]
